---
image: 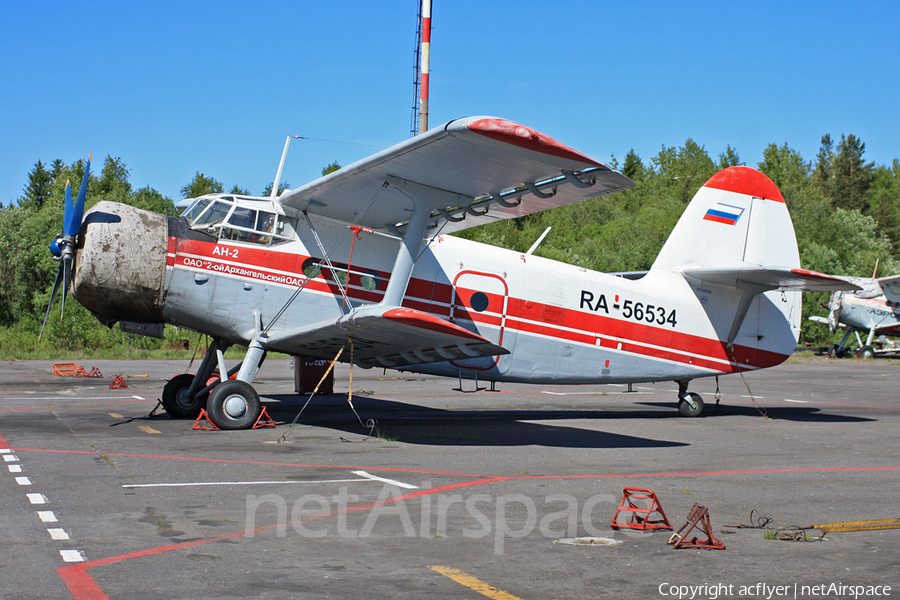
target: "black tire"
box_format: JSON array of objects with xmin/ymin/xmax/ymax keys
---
[
  {"xmin": 161, "ymin": 373, "xmax": 204, "ymax": 418},
  {"xmin": 678, "ymin": 392, "xmax": 704, "ymax": 417},
  {"xmin": 206, "ymin": 380, "xmax": 261, "ymax": 430},
  {"xmin": 859, "ymin": 345, "xmax": 876, "ymax": 359}
]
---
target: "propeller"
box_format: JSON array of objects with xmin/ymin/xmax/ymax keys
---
[{"xmin": 39, "ymin": 153, "xmax": 91, "ymax": 340}]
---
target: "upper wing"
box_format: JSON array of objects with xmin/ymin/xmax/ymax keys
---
[
  {"xmin": 278, "ymin": 116, "xmax": 634, "ymax": 234},
  {"xmin": 265, "ymin": 305, "xmax": 508, "ymax": 369},
  {"xmin": 876, "ymin": 274, "xmax": 900, "ymax": 303}
]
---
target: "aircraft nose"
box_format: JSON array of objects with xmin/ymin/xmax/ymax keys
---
[{"xmin": 72, "ymin": 201, "xmax": 168, "ymax": 326}]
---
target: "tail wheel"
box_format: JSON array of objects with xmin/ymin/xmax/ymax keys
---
[
  {"xmin": 206, "ymin": 380, "xmax": 261, "ymax": 430},
  {"xmin": 161, "ymin": 373, "xmax": 204, "ymax": 418},
  {"xmin": 678, "ymin": 392, "xmax": 705, "ymax": 417}
]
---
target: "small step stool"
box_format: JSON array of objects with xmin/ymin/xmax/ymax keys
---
[{"xmin": 611, "ymin": 488, "xmax": 673, "ymax": 531}]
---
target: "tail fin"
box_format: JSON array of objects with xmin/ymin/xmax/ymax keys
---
[
  {"xmin": 652, "ymin": 166, "xmax": 799, "ymax": 272},
  {"xmin": 650, "ymin": 167, "xmax": 853, "ymax": 358}
]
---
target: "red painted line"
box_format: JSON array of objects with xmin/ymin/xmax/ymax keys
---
[
  {"xmin": 58, "ymin": 476, "xmax": 502, "ymax": 599},
  {"xmin": 511, "ymin": 465, "xmax": 900, "ymax": 482},
  {"xmin": 0, "ymin": 429, "xmax": 9, "ymax": 448}
]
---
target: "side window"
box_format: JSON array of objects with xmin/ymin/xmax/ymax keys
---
[{"xmin": 223, "ymin": 207, "xmax": 258, "ymax": 242}]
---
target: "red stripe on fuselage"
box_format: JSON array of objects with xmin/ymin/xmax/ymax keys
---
[{"xmin": 168, "ymin": 237, "xmax": 786, "ymax": 373}]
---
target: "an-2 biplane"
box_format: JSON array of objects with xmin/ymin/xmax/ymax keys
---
[
  {"xmin": 45, "ymin": 116, "xmax": 856, "ymax": 428},
  {"xmin": 810, "ymin": 274, "xmax": 900, "ymax": 358}
]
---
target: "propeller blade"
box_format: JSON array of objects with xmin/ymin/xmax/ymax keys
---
[
  {"xmin": 62, "ymin": 179, "xmax": 74, "ymax": 236},
  {"xmin": 64, "ymin": 152, "xmax": 91, "ymax": 237},
  {"xmin": 61, "ymin": 255, "xmax": 73, "ymax": 321},
  {"xmin": 38, "ymin": 264, "xmax": 66, "ymax": 341}
]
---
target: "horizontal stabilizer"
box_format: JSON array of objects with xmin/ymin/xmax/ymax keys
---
[
  {"xmin": 265, "ymin": 306, "xmax": 508, "ymax": 369},
  {"xmin": 682, "ymin": 267, "xmax": 860, "ymax": 293}
]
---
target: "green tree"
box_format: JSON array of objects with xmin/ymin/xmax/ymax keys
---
[
  {"xmin": 229, "ymin": 185, "xmax": 251, "ymax": 196},
  {"xmin": 97, "ymin": 156, "xmax": 132, "ymax": 198},
  {"xmin": 321, "ymin": 161, "xmax": 341, "ymax": 176},
  {"xmin": 830, "ymin": 134, "xmax": 873, "ymax": 212},
  {"xmin": 621, "ymin": 150, "xmax": 644, "ymax": 182},
  {"xmin": 21, "ymin": 160, "xmax": 53, "ymax": 209},
  {"xmin": 718, "ymin": 145, "xmax": 741, "ymax": 168},
  {"xmin": 262, "ymin": 181, "xmax": 290, "ymax": 197},
  {"xmin": 181, "ymin": 172, "xmax": 223, "ymax": 199}
]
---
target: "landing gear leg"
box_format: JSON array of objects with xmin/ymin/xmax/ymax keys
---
[
  {"xmin": 205, "ymin": 336, "xmax": 268, "ymax": 430},
  {"xmin": 676, "ymin": 380, "xmax": 705, "ymax": 417},
  {"xmin": 160, "ymin": 338, "xmax": 228, "ymax": 418}
]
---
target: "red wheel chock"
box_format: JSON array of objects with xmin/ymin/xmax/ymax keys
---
[
  {"xmin": 611, "ymin": 488, "xmax": 673, "ymax": 531},
  {"xmin": 252, "ymin": 407, "xmax": 276, "ymax": 429},
  {"xmin": 77, "ymin": 366, "xmax": 104, "ymax": 378},
  {"xmin": 192, "ymin": 407, "xmax": 275, "ymax": 431},
  {"xmin": 192, "ymin": 409, "xmax": 220, "ymax": 431},
  {"xmin": 109, "ymin": 375, "xmax": 129, "ymax": 389},
  {"xmin": 668, "ymin": 503, "xmax": 726, "ymax": 550}
]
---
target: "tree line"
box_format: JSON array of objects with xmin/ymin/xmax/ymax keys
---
[{"xmin": 2, "ymin": 136, "xmax": 897, "ymax": 357}]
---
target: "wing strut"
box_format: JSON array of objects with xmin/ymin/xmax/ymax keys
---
[{"xmin": 381, "ymin": 180, "xmax": 435, "ymax": 306}]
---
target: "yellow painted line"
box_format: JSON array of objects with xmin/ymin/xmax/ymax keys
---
[
  {"xmin": 108, "ymin": 413, "xmax": 124, "ymax": 419},
  {"xmin": 138, "ymin": 425, "xmax": 161, "ymax": 434},
  {"xmin": 428, "ymin": 566, "xmax": 523, "ymax": 600}
]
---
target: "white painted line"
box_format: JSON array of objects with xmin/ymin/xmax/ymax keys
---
[
  {"xmin": 741, "ymin": 395, "xmax": 765, "ymax": 399},
  {"xmin": 542, "ymin": 391, "xmax": 601, "ymax": 396},
  {"xmin": 352, "ymin": 470, "xmax": 418, "ymax": 490},
  {"xmin": 122, "ymin": 478, "xmax": 363, "ymax": 489},
  {"xmin": 132, "ymin": 395, "xmax": 145, "ymax": 400},
  {"xmin": 59, "ymin": 550, "xmax": 85, "ymax": 563},
  {"xmin": 37, "ymin": 511, "xmax": 58, "ymax": 523},
  {"xmin": 15, "ymin": 476, "xmax": 32, "ymax": 486},
  {"xmin": 3, "ymin": 454, "xmax": 19, "ymax": 462},
  {"xmin": 0, "ymin": 448, "xmax": 11, "ymax": 453},
  {"xmin": 783, "ymin": 399, "xmax": 809, "ymax": 404},
  {"xmin": 27, "ymin": 493, "xmax": 47, "ymax": 505},
  {"xmin": 8, "ymin": 464, "xmax": 22, "ymax": 473},
  {"xmin": 48, "ymin": 528, "xmax": 70, "ymax": 540}
]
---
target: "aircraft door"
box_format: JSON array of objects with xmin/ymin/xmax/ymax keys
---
[{"xmin": 449, "ymin": 271, "xmax": 514, "ymax": 372}]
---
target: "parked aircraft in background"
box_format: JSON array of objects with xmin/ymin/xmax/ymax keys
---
[
  {"xmin": 44, "ymin": 116, "xmax": 856, "ymax": 428},
  {"xmin": 810, "ymin": 274, "xmax": 900, "ymax": 358}
]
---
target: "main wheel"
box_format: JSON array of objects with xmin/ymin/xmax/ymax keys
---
[
  {"xmin": 162, "ymin": 373, "xmax": 204, "ymax": 418},
  {"xmin": 206, "ymin": 380, "xmax": 261, "ymax": 430},
  {"xmin": 858, "ymin": 345, "xmax": 876, "ymax": 359},
  {"xmin": 678, "ymin": 392, "xmax": 704, "ymax": 417}
]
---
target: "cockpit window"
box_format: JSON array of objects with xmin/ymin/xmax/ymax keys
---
[
  {"xmin": 182, "ymin": 198, "xmax": 211, "ymax": 223},
  {"xmin": 184, "ymin": 194, "xmax": 297, "ymax": 246},
  {"xmin": 192, "ymin": 199, "xmax": 232, "ymax": 227}
]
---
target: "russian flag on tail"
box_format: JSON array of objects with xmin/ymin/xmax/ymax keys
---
[{"xmin": 703, "ymin": 202, "xmax": 744, "ymax": 226}]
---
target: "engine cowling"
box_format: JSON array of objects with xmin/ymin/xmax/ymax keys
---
[{"xmin": 73, "ymin": 201, "xmax": 168, "ymax": 326}]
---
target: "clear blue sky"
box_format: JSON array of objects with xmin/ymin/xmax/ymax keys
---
[{"xmin": 2, "ymin": 1, "xmax": 898, "ymax": 205}]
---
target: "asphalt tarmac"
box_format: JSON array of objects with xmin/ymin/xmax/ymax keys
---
[{"xmin": 0, "ymin": 356, "xmax": 898, "ymax": 599}]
